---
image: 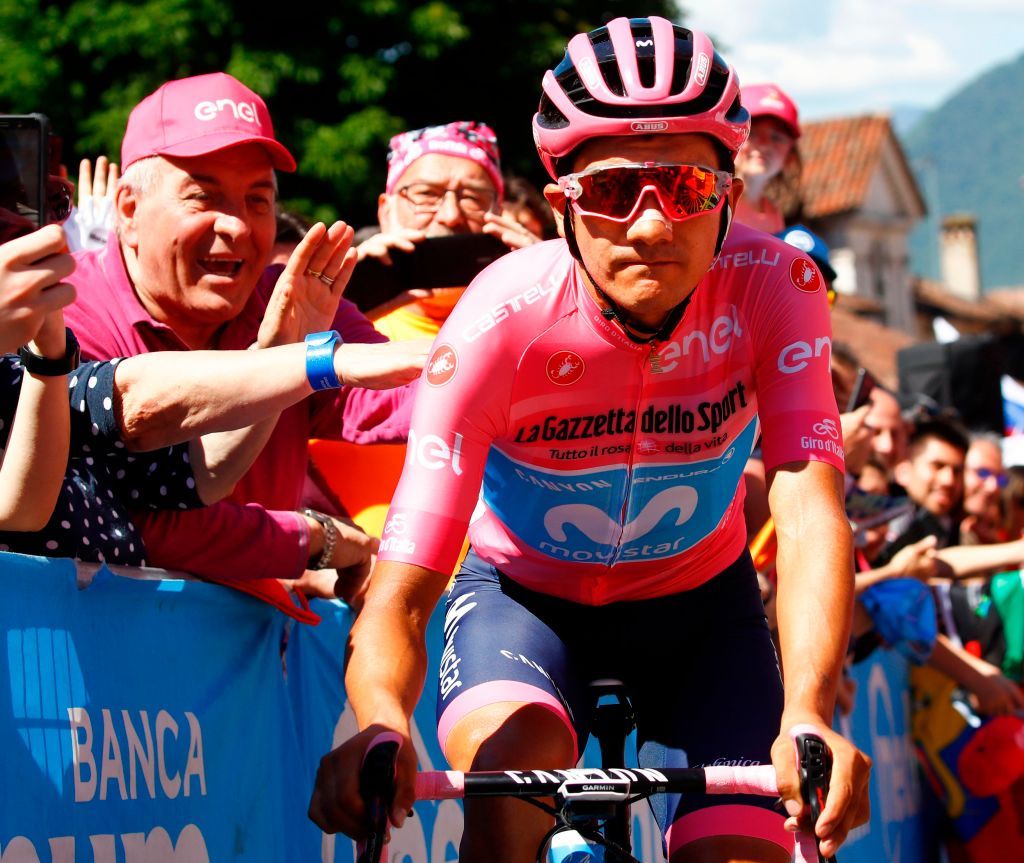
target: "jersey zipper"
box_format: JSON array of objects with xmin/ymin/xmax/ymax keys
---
[{"xmin": 608, "ymin": 343, "xmax": 662, "ymax": 565}]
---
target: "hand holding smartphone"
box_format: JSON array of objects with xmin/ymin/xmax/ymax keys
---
[{"xmin": 343, "ymin": 233, "xmax": 509, "ymax": 313}]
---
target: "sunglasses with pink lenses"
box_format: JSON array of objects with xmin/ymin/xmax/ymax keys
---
[{"xmin": 558, "ymin": 162, "xmax": 733, "ymax": 223}]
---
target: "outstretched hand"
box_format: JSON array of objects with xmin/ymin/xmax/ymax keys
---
[
  {"xmin": 334, "ymin": 339, "xmax": 430, "ymax": 390},
  {"xmin": 258, "ymin": 221, "xmax": 357, "ymax": 348}
]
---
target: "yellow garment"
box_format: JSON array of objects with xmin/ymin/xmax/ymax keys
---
[{"xmin": 374, "ymin": 306, "xmax": 444, "ymax": 342}]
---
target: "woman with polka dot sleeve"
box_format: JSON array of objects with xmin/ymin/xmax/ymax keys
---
[{"xmin": 0, "ymin": 356, "xmax": 201, "ymax": 566}]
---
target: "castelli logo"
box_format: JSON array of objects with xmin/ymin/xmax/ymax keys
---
[
  {"xmin": 194, "ymin": 99, "xmax": 259, "ymax": 123},
  {"xmin": 546, "ymin": 351, "xmax": 586, "ymax": 386},
  {"xmin": 427, "ymin": 344, "xmax": 459, "ymax": 386},
  {"xmin": 789, "ymin": 257, "xmax": 822, "ymax": 293},
  {"xmin": 694, "ymin": 53, "xmax": 711, "ymax": 87},
  {"xmin": 631, "ymin": 121, "xmax": 669, "ymax": 133}
]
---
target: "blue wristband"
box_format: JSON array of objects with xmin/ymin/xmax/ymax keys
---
[{"xmin": 304, "ymin": 330, "xmax": 343, "ymax": 390}]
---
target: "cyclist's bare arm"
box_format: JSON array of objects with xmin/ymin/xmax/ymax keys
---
[
  {"xmin": 767, "ymin": 459, "xmax": 871, "ymax": 857},
  {"xmin": 308, "ymin": 560, "xmax": 450, "ymax": 837}
]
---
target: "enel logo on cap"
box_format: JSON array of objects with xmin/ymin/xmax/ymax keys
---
[{"xmin": 193, "ymin": 99, "xmax": 260, "ymax": 123}]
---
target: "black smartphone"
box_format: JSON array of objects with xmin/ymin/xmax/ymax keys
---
[
  {"xmin": 343, "ymin": 233, "xmax": 509, "ymax": 312},
  {"xmin": 0, "ymin": 114, "xmax": 50, "ymax": 241},
  {"xmin": 846, "ymin": 366, "xmax": 876, "ymax": 413}
]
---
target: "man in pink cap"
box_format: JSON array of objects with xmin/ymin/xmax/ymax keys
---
[
  {"xmin": 734, "ymin": 83, "xmax": 802, "ymax": 234},
  {"xmin": 63, "ymin": 72, "xmax": 417, "ymax": 601}
]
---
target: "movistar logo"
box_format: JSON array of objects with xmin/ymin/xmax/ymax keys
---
[{"xmin": 544, "ymin": 485, "xmax": 697, "ymax": 544}]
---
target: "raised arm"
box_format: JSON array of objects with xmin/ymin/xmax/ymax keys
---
[
  {"xmin": 0, "ymin": 227, "xmax": 77, "ymax": 530},
  {"xmin": 768, "ymin": 460, "xmax": 871, "ymax": 857}
]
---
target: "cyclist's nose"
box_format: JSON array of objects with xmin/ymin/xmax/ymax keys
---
[{"xmin": 626, "ymin": 191, "xmax": 672, "ymax": 244}]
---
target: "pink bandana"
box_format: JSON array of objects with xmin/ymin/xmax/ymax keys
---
[{"xmin": 385, "ymin": 121, "xmax": 503, "ymax": 198}]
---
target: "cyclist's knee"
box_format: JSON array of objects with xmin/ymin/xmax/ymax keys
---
[{"xmin": 446, "ymin": 701, "xmax": 575, "ymax": 771}]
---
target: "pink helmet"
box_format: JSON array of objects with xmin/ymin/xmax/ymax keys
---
[
  {"xmin": 742, "ymin": 83, "xmax": 801, "ymax": 139},
  {"xmin": 532, "ymin": 17, "xmax": 750, "ymax": 179}
]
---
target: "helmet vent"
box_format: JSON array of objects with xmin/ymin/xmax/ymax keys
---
[
  {"xmin": 586, "ymin": 28, "xmax": 625, "ymax": 97},
  {"xmin": 536, "ymin": 94, "xmax": 570, "ymax": 130},
  {"xmin": 629, "ymin": 20, "xmax": 658, "ymax": 89}
]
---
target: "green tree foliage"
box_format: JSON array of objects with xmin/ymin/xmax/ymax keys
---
[{"xmin": 0, "ymin": 0, "xmax": 677, "ymax": 227}]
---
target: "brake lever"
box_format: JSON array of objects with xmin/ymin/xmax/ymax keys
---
[
  {"xmin": 356, "ymin": 732, "xmax": 403, "ymax": 863},
  {"xmin": 795, "ymin": 730, "xmax": 838, "ymax": 863}
]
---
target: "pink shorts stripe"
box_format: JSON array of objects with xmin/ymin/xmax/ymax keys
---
[
  {"xmin": 437, "ymin": 680, "xmax": 578, "ymax": 761},
  {"xmin": 666, "ymin": 804, "xmax": 792, "ymax": 856}
]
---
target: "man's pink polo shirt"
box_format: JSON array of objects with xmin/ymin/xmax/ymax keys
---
[{"xmin": 64, "ymin": 233, "xmax": 413, "ymax": 580}]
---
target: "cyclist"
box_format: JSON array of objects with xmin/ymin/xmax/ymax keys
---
[{"xmin": 309, "ymin": 16, "xmax": 871, "ymax": 862}]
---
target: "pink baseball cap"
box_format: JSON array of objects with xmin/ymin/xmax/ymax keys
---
[
  {"xmin": 385, "ymin": 121, "xmax": 503, "ymax": 198},
  {"xmin": 741, "ymin": 83, "xmax": 801, "ymax": 139},
  {"xmin": 121, "ymin": 72, "xmax": 297, "ymax": 172}
]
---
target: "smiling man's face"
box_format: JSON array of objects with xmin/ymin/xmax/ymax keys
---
[{"xmin": 118, "ymin": 144, "xmax": 277, "ymax": 348}]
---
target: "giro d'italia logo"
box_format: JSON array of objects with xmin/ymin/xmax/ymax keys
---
[
  {"xmin": 790, "ymin": 257, "xmax": 822, "ymax": 293},
  {"xmin": 546, "ymin": 351, "xmax": 586, "ymax": 386},
  {"xmin": 427, "ymin": 344, "xmax": 458, "ymax": 386}
]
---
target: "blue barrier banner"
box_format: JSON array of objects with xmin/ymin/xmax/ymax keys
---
[
  {"xmin": 0, "ymin": 553, "xmax": 311, "ymax": 861},
  {"xmin": 1, "ymin": 551, "xmax": 927, "ymax": 862},
  {"xmin": 838, "ymin": 649, "xmax": 931, "ymax": 863}
]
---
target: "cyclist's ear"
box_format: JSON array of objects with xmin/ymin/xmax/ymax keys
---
[
  {"xmin": 543, "ymin": 183, "xmax": 567, "ymax": 238},
  {"xmin": 729, "ymin": 175, "xmax": 744, "ymax": 210}
]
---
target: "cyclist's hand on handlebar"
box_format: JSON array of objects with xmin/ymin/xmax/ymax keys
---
[
  {"xmin": 308, "ymin": 725, "xmax": 417, "ymax": 837},
  {"xmin": 772, "ymin": 720, "xmax": 871, "ymax": 858}
]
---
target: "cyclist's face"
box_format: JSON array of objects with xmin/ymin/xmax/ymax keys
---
[{"xmin": 550, "ymin": 134, "xmax": 741, "ymax": 331}]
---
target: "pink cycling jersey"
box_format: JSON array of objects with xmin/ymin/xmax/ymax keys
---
[{"xmin": 379, "ymin": 223, "xmax": 843, "ymax": 603}]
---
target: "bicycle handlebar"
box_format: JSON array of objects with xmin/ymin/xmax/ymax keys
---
[
  {"xmin": 414, "ymin": 764, "xmax": 780, "ymax": 800},
  {"xmin": 358, "ymin": 729, "xmax": 837, "ymax": 863}
]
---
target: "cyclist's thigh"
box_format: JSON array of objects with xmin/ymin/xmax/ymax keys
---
[
  {"xmin": 624, "ymin": 553, "xmax": 790, "ymax": 858},
  {"xmin": 437, "ymin": 549, "xmax": 593, "ymax": 766}
]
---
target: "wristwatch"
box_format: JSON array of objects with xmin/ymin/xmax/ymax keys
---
[
  {"xmin": 18, "ymin": 327, "xmax": 81, "ymax": 376},
  {"xmin": 304, "ymin": 330, "xmax": 344, "ymax": 391},
  {"xmin": 303, "ymin": 508, "xmax": 337, "ymax": 570}
]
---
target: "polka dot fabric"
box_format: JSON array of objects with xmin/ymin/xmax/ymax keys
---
[{"xmin": 0, "ymin": 356, "xmax": 203, "ymax": 565}]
